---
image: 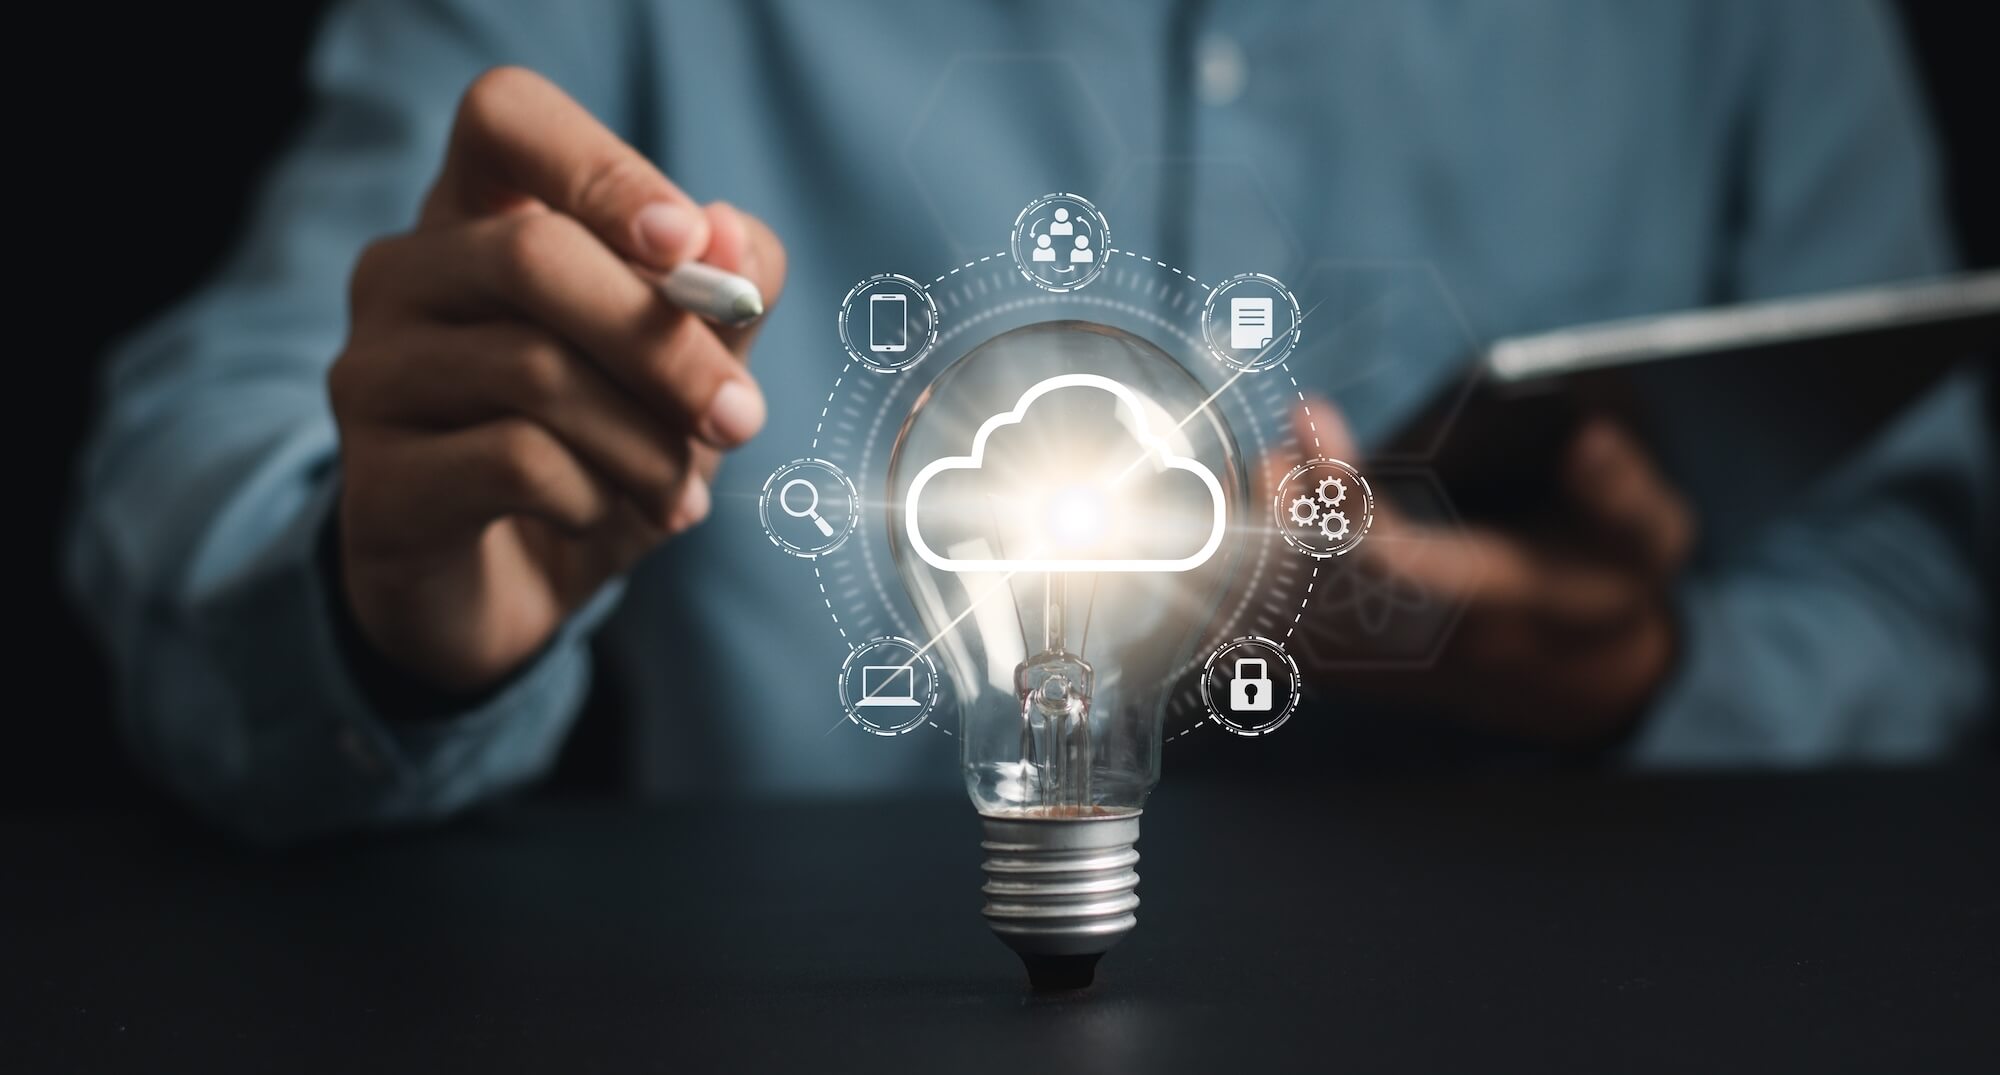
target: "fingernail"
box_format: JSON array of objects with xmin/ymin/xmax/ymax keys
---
[
  {"xmin": 668, "ymin": 474, "xmax": 710, "ymax": 532},
  {"xmin": 701, "ymin": 381, "xmax": 765, "ymax": 446},
  {"xmin": 633, "ymin": 203, "xmax": 697, "ymax": 264}
]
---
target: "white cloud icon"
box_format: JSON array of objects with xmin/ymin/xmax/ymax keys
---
[{"xmin": 904, "ymin": 374, "xmax": 1227, "ymax": 573}]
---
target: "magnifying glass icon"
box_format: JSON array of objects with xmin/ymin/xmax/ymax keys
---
[{"xmin": 779, "ymin": 478, "xmax": 836, "ymax": 537}]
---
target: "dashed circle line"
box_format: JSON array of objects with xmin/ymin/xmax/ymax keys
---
[
  {"xmin": 809, "ymin": 365, "xmax": 849, "ymax": 451},
  {"xmin": 1167, "ymin": 356, "xmax": 1319, "ymax": 743},
  {"xmin": 1289, "ymin": 565, "xmax": 1320, "ymax": 643},
  {"xmin": 812, "ymin": 250, "xmax": 1323, "ymax": 745},
  {"xmin": 1114, "ymin": 248, "xmax": 1202, "ymax": 287},
  {"xmin": 931, "ymin": 252, "xmax": 1008, "ymax": 287},
  {"xmin": 926, "ymin": 248, "xmax": 1204, "ymax": 290},
  {"xmin": 813, "ymin": 562, "xmax": 847, "ymax": 645}
]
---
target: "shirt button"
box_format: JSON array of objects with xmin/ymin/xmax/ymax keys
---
[{"xmin": 1197, "ymin": 33, "xmax": 1248, "ymax": 106}]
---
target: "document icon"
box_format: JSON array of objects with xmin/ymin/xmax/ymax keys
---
[{"xmin": 1230, "ymin": 297, "xmax": 1274, "ymax": 351}]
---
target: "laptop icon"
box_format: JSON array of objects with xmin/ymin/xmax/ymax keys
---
[{"xmin": 857, "ymin": 665, "xmax": 919, "ymax": 707}]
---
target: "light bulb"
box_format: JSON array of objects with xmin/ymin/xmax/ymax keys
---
[{"xmin": 887, "ymin": 321, "xmax": 1245, "ymax": 990}]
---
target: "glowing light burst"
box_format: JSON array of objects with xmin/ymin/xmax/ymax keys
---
[{"xmin": 1040, "ymin": 483, "xmax": 1111, "ymax": 551}]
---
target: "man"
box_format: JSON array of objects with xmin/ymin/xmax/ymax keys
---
[{"xmin": 70, "ymin": 0, "xmax": 1991, "ymax": 842}]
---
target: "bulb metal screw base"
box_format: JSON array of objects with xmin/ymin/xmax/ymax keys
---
[{"xmin": 980, "ymin": 812, "xmax": 1141, "ymax": 991}]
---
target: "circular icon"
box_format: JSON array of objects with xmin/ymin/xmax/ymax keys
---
[
  {"xmin": 760, "ymin": 458, "xmax": 861, "ymax": 558},
  {"xmin": 838, "ymin": 273, "xmax": 939, "ymax": 372},
  {"xmin": 1201, "ymin": 272, "xmax": 1301, "ymax": 371},
  {"xmin": 1199, "ymin": 635, "xmax": 1301, "ymax": 736},
  {"xmin": 1272, "ymin": 458, "xmax": 1373, "ymax": 558},
  {"xmin": 1010, "ymin": 193, "xmax": 1111, "ymax": 292},
  {"xmin": 838, "ymin": 636, "xmax": 941, "ymax": 735}
]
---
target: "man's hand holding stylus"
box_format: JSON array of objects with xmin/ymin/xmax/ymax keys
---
[{"xmin": 328, "ymin": 67, "xmax": 787, "ymax": 693}]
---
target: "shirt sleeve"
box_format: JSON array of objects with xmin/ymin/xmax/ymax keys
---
[
  {"xmin": 65, "ymin": 0, "xmax": 638, "ymax": 843},
  {"xmin": 1630, "ymin": 0, "xmax": 1994, "ymax": 766}
]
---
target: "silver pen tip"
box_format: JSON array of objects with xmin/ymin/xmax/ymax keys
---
[{"xmin": 731, "ymin": 292, "xmax": 765, "ymax": 322}]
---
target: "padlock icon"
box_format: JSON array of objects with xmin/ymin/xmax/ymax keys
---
[{"xmin": 1228, "ymin": 658, "xmax": 1273, "ymax": 711}]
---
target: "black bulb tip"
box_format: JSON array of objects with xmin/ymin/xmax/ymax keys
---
[{"xmin": 1023, "ymin": 953, "xmax": 1101, "ymax": 994}]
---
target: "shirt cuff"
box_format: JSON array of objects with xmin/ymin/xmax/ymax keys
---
[{"xmin": 194, "ymin": 475, "xmax": 625, "ymax": 841}]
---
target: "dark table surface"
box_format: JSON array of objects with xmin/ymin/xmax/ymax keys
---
[{"xmin": 8, "ymin": 769, "xmax": 1997, "ymax": 1073}]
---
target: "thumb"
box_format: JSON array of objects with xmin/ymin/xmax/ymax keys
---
[
  {"xmin": 1261, "ymin": 392, "xmax": 1365, "ymax": 511},
  {"xmin": 1286, "ymin": 394, "xmax": 1495, "ymax": 600},
  {"xmin": 1564, "ymin": 418, "xmax": 1695, "ymax": 575},
  {"xmin": 1292, "ymin": 393, "xmax": 1360, "ymax": 463},
  {"xmin": 697, "ymin": 203, "xmax": 789, "ymax": 358},
  {"xmin": 1256, "ymin": 393, "xmax": 1354, "ymax": 505}
]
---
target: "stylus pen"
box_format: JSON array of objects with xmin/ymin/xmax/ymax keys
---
[{"xmin": 651, "ymin": 261, "xmax": 765, "ymax": 326}]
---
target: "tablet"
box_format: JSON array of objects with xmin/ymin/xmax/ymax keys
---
[{"xmin": 1386, "ymin": 271, "xmax": 2000, "ymax": 521}]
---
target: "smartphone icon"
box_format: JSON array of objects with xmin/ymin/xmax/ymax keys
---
[{"xmin": 870, "ymin": 293, "xmax": 908, "ymax": 353}]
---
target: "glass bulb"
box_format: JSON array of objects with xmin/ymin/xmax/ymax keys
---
[{"xmin": 887, "ymin": 321, "xmax": 1245, "ymax": 990}]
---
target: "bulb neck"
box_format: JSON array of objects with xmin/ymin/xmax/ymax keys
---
[
  {"xmin": 979, "ymin": 811, "xmax": 1141, "ymax": 991},
  {"xmin": 1015, "ymin": 650, "xmax": 1096, "ymax": 813}
]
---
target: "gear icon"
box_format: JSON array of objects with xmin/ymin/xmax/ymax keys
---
[
  {"xmin": 1318, "ymin": 509, "xmax": 1350, "ymax": 543},
  {"xmin": 1316, "ymin": 475, "xmax": 1347, "ymax": 507},
  {"xmin": 1287, "ymin": 495, "xmax": 1321, "ymax": 528}
]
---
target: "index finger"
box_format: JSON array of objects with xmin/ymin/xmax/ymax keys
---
[{"xmin": 423, "ymin": 66, "xmax": 709, "ymax": 268}]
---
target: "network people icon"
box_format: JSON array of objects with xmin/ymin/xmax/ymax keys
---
[
  {"xmin": 1029, "ymin": 208, "xmax": 1096, "ymax": 267},
  {"xmin": 1011, "ymin": 193, "xmax": 1109, "ymax": 291}
]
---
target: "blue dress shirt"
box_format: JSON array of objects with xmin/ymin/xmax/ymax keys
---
[{"xmin": 69, "ymin": 0, "xmax": 1991, "ymax": 841}]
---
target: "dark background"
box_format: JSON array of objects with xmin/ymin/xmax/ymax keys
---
[{"xmin": 17, "ymin": 2, "xmax": 1997, "ymax": 809}]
